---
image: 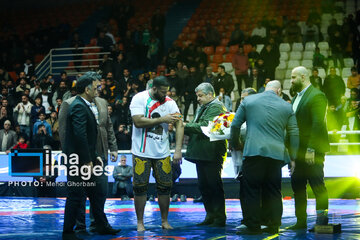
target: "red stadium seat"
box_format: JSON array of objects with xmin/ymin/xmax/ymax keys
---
[
  {"xmin": 212, "ymin": 54, "xmax": 224, "ymax": 63},
  {"xmin": 224, "ymin": 53, "xmax": 234, "ymax": 62},
  {"xmin": 209, "ymin": 63, "xmax": 219, "ymax": 72}
]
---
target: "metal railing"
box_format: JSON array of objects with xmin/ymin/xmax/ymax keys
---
[{"xmin": 35, "ymin": 46, "xmax": 110, "ymax": 80}]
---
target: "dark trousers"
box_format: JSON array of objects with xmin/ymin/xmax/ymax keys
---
[
  {"xmin": 241, "ymin": 156, "xmax": 283, "ymax": 230},
  {"xmin": 75, "ymin": 174, "xmax": 108, "ymax": 230},
  {"xmin": 63, "ymin": 175, "xmax": 108, "ymax": 233},
  {"xmin": 184, "ymin": 95, "xmax": 197, "ymax": 122},
  {"xmin": 235, "ymin": 74, "xmax": 247, "ymax": 93},
  {"xmin": 196, "ymin": 161, "xmax": 226, "ymax": 222},
  {"xmin": 291, "ymin": 154, "xmax": 328, "ymax": 224}
]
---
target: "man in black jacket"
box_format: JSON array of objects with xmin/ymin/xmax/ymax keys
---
[
  {"xmin": 213, "ymin": 65, "xmax": 234, "ymax": 97},
  {"xmin": 289, "ymin": 66, "xmax": 330, "ymax": 230},
  {"xmin": 62, "ymin": 72, "xmax": 120, "ymax": 239}
]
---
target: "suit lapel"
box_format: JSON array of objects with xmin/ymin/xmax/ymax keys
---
[
  {"xmin": 77, "ymin": 96, "xmax": 97, "ymax": 125},
  {"xmin": 295, "ymin": 85, "xmax": 313, "ymax": 114}
]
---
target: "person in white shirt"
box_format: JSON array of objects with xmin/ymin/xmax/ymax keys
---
[
  {"xmin": 13, "ymin": 94, "xmax": 33, "ymax": 139},
  {"xmin": 129, "ymin": 76, "xmax": 184, "ymax": 231}
]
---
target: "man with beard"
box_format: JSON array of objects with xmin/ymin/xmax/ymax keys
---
[
  {"xmin": 129, "ymin": 76, "xmax": 184, "ymax": 231},
  {"xmin": 288, "ymin": 66, "xmax": 330, "ymax": 231},
  {"xmin": 52, "ymin": 81, "xmax": 71, "ymax": 106}
]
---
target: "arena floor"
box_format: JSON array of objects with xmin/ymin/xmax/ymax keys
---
[{"xmin": 0, "ymin": 197, "xmax": 359, "ymax": 239}]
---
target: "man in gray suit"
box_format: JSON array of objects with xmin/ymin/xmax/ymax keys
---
[
  {"xmin": 230, "ymin": 80, "xmax": 299, "ymax": 235},
  {"xmin": 0, "ymin": 120, "xmax": 17, "ymax": 153},
  {"xmin": 59, "ymin": 92, "xmax": 118, "ymax": 233}
]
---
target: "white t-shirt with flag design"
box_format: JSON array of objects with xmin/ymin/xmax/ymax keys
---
[{"xmin": 129, "ymin": 90, "xmax": 180, "ymax": 159}]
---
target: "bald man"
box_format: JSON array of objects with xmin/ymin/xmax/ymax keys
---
[
  {"xmin": 231, "ymin": 80, "xmax": 299, "ymax": 235},
  {"xmin": 289, "ymin": 66, "xmax": 330, "ymax": 230}
]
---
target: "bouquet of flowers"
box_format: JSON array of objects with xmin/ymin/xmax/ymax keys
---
[{"xmin": 201, "ymin": 112, "xmax": 235, "ymax": 141}]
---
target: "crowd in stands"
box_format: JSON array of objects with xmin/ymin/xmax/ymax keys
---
[{"xmin": 0, "ymin": 1, "xmax": 359, "ymax": 152}]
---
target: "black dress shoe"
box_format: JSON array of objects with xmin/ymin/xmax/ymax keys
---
[
  {"xmin": 262, "ymin": 226, "xmax": 279, "ymax": 234},
  {"xmin": 235, "ymin": 225, "xmax": 261, "ymax": 235},
  {"xmin": 193, "ymin": 196, "xmax": 203, "ymax": 203},
  {"xmin": 196, "ymin": 217, "xmax": 214, "ymax": 226},
  {"xmin": 96, "ymin": 226, "xmax": 121, "ymax": 235},
  {"xmin": 209, "ymin": 220, "xmax": 226, "ymax": 227},
  {"xmin": 62, "ymin": 232, "xmax": 83, "ymax": 240},
  {"xmin": 287, "ymin": 222, "xmax": 307, "ymax": 230}
]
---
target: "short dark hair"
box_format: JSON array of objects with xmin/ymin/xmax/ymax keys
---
[
  {"xmin": 218, "ymin": 65, "xmax": 225, "ymax": 71},
  {"xmin": 351, "ymin": 67, "xmax": 357, "ymax": 72},
  {"xmin": 153, "ymin": 76, "xmax": 169, "ymax": 88},
  {"xmin": 76, "ymin": 71, "xmax": 101, "ymax": 94},
  {"xmin": 312, "ymin": 67, "xmax": 318, "ymax": 72}
]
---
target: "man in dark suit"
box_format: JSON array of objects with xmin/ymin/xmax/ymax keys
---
[
  {"xmin": 230, "ymin": 80, "xmax": 299, "ymax": 235},
  {"xmin": 288, "ymin": 66, "xmax": 330, "ymax": 230},
  {"xmin": 62, "ymin": 72, "xmax": 119, "ymax": 240},
  {"xmin": 59, "ymin": 90, "xmax": 118, "ymax": 233},
  {"xmin": 184, "ymin": 83, "xmax": 228, "ymax": 227}
]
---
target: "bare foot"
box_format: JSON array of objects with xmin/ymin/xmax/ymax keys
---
[
  {"xmin": 162, "ymin": 222, "xmax": 173, "ymax": 230},
  {"xmin": 137, "ymin": 223, "xmax": 146, "ymax": 232}
]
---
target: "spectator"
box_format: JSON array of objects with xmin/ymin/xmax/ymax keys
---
[
  {"xmin": 51, "ymin": 80, "xmax": 71, "ymax": 106},
  {"xmin": 260, "ymin": 43, "xmax": 280, "ymax": 80},
  {"xmin": 148, "ymin": 34, "xmax": 160, "ymax": 70},
  {"xmin": 166, "ymin": 48, "xmax": 179, "ymax": 70},
  {"xmin": 170, "ymin": 88, "xmax": 182, "ymax": 111},
  {"xmin": 115, "ymin": 124, "xmax": 131, "ymax": 150},
  {"xmin": 217, "ymin": 87, "xmax": 232, "ymax": 111},
  {"xmin": 247, "ymin": 45, "xmax": 260, "ymax": 68},
  {"xmin": 250, "ymin": 22, "xmax": 266, "ymax": 44},
  {"xmin": 55, "ymin": 98, "xmax": 62, "ymax": 113},
  {"xmin": 32, "ymin": 124, "xmax": 53, "ymax": 148},
  {"xmin": 327, "ymin": 19, "xmax": 341, "ymax": 40},
  {"xmin": 105, "ymin": 73, "xmax": 120, "ymax": 104},
  {"xmin": 112, "ymin": 155, "xmax": 133, "ymax": 200},
  {"xmin": 33, "ymin": 112, "xmax": 52, "ymax": 136},
  {"xmin": 176, "ymin": 61, "xmax": 189, "ymax": 90},
  {"xmin": 30, "ymin": 96, "xmax": 45, "ymax": 125},
  {"xmin": 347, "ymin": 67, "xmax": 360, "ymax": 89},
  {"xmin": 0, "ymin": 120, "xmax": 17, "ymax": 153},
  {"xmin": 310, "ymin": 68, "xmax": 323, "ymax": 90},
  {"xmin": 329, "ymin": 30, "xmax": 345, "ymax": 68},
  {"xmin": 36, "ymin": 84, "xmax": 53, "ymax": 115},
  {"xmin": 107, "ymin": 105, "xmax": 119, "ymax": 132},
  {"xmin": 29, "ymin": 79, "xmax": 42, "ymax": 100},
  {"xmin": 13, "ymin": 135, "xmax": 28, "ymax": 149},
  {"xmin": 23, "ymin": 59, "xmax": 34, "ymax": 77},
  {"xmin": 323, "ymin": 67, "xmax": 346, "ymax": 106},
  {"xmin": 302, "ymin": 21, "xmax": 319, "ymax": 45},
  {"xmin": 245, "ymin": 68, "xmax": 265, "ymax": 91},
  {"xmin": 313, "ymin": 47, "xmax": 327, "ymax": 70},
  {"xmin": 183, "ymin": 66, "xmax": 202, "ymax": 122},
  {"xmin": 194, "ymin": 46, "xmax": 208, "ymax": 67},
  {"xmin": 97, "ymin": 30, "xmax": 113, "ymax": 53},
  {"xmin": 119, "ymin": 69, "xmax": 134, "ymax": 94},
  {"xmin": 15, "ymin": 78, "xmax": 31, "ymax": 100},
  {"xmin": 204, "ymin": 23, "xmax": 220, "ymax": 47},
  {"xmin": 151, "ymin": 8, "xmax": 166, "ymax": 48},
  {"xmin": 203, "ymin": 66, "xmax": 215, "ymax": 84},
  {"xmin": 213, "ymin": 65, "xmax": 235, "ymax": 96},
  {"xmin": 168, "ymin": 68, "xmax": 180, "ymax": 93},
  {"xmin": 46, "ymin": 111, "xmax": 59, "ymax": 149},
  {"xmin": 284, "ymin": 20, "xmax": 302, "ymax": 44},
  {"xmin": 232, "ymin": 46, "xmax": 249, "ymax": 93},
  {"xmin": 112, "ymin": 52, "xmax": 127, "ymax": 82},
  {"xmin": 13, "ymin": 94, "xmax": 33, "ymax": 139},
  {"xmin": 258, "ymin": 77, "xmax": 271, "ymax": 93},
  {"xmin": 0, "ymin": 66, "xmax": 11, "ymax": 82},
  {"xmin": 1, "ymin": 98, "xmax": 13, "ymax": 121},
  {"xmin": 70, "ymin": 32, "xmax": 84, "ymax": 72},
  {"xmin": 229, "ymin": 23, "xmax": 245, "ymax": 46}
]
